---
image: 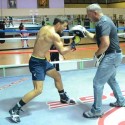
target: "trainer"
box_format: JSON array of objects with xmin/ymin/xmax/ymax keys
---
[{"xmin": 83, "ymin": 4, "xmax": 125, "ymax": 118}]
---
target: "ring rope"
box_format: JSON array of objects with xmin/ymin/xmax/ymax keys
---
[
  {"xmin": 0, "ymin": 32, "xmax": 124, "ymax": 41},
  {"xmin": 0, "ymin": 36, "xmax": 74, "ymax": 40},
  {"xmin": 0, "ymin": 46, "xmax": 99, "ymax": 54},
  {"xmin": 0, "ymin": 27, "xmax": 125, "ymax": 33}
]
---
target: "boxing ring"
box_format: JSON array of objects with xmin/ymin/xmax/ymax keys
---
[
  {"xmin": 0, "ymin": 63, "xmax": 125, "ymax": 125},
  {"xmin": 0, "ymin": 29, "xmax": 125, "ymax": 125},
  {"xmin": 0, "ymin": 28, "xmax": 125, "ymax": 77}
]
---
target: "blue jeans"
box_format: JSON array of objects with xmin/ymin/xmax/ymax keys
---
[{"xmin": 91, "ymin": 52, "xmax": 124, "ymax": 113}]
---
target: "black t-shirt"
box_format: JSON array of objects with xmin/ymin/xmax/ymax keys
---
[{"xmin": 95, "ymin": 15, "xmax": 120, "ymax": 52}]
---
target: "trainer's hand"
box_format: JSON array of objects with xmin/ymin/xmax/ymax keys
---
[
  {"xmin": 70, "ymin": 25, "xmax": 86, "ymax": 38},
  {"xmin": 94, "ymin": 53, "xmax": 105, "ymax": 67}
]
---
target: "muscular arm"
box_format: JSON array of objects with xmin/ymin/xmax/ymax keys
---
[
  {"xmin": 53, "ymin": 34, "xmax": 71, "ymax": 55},
  {"xmin": 85, "ymin": 30, "xmax": 96, "ymax": 43},
  {"xmin": 95, "ymin": 36, "xmax": 110, "ymax": 56}
]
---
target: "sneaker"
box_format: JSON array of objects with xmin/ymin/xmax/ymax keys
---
[
  {"xmin": 9, "ymin": 108, "xmax": 21, "ymax": 123},
  {"xmin": 60, "ymin": 92, "xmax": 76, "ymax": 104},
  {"xmin": 83, "ymin": 110, "xmax": 103, "ymax": 118},
  {"xmin": 110, "ymin": 101, "xmax": 125, "ymax": 107}
]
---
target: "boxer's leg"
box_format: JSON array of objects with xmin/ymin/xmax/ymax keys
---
[{"xmin": 46, "ymin": 68, "xmax": 76, "ymax": 104}]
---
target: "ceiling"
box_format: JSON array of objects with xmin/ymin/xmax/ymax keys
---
[{"xmin": 64, "ymin": 0, "xmax": 125, "ymax": 4}]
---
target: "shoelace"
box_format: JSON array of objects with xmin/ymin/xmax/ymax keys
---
[
  {"xmin": 63, "ymin": 92, "xmax": 69, "ymax": 101},
  {"xmin": 13, "ymin": 108, "xmax": 24, "ymax": 115}
]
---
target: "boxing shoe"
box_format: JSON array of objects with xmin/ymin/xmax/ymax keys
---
[
  {"xmin": 60, "ymin": 92, "xmax": 76, "ymax": 104},
  {"xmin": 9, "ymin": 105, "xmax": 22, "ymax": 123}
]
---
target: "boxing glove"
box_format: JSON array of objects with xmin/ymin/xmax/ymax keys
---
[
  {"xmin": 70, "ymin": 25, "xmax": 86, "ymax": 38},
  {"xmin": 94, "ymin": 53, "xmax": 105, "ymax": 67}
]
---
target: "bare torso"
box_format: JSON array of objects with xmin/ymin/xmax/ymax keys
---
[{"xmin": 32, "ymin": 25, "xmax": 57, "ymax": 58}]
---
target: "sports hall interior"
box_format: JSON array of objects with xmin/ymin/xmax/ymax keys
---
[{"xmin": 0, "ymin": 0, "xmax": 125, "ymax": 125}]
